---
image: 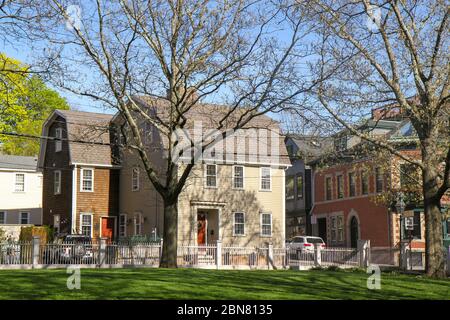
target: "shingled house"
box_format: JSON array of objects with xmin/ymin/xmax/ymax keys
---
[
  {"xmin": 39, "ymin": 96, "xmax": 290, "ymax": 248},
  {"xmin": 38, "ymin": 110, "xmax": 119, "ymax": 239}
]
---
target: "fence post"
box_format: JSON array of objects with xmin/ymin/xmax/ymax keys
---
[
  {"xmin": 314, "ymin": 243, "xmax": 321, "ymax": 267},
  {"xmin": 357, "ymin": 239, "xmax": 370, "ymax": 268},
  {"xmin": 267, "ymin": 243, "xmax": 274, "ymax": 270},
  {"xmin": 32, "ymin": 236, "xmax": 40, "ymax": 267},
  {"xmin": 99, "ymin": 237, "xmax": 107, "ymax": 267},
  {"xmin": 159, "ymin": 238, "xmax": 164, "ymax": 260},
  {"xmin": 216, "ymin": 240, "xmax": 222, "ymax": 269},
  {"xmin": 400, "ymin": 241, "xmax": 409, "ymax": 270}
]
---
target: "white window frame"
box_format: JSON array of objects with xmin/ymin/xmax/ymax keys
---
[
  {"xmin": 54, "ymin": 170, "xmax": 61, "ymax": 195},
  {"xmin": 14, "ymin": 173, "xmax": 25, "ymax": 192},
  {"xmin": 205, "ymin": 164, "xmax": 217, "ymax": 188},
  {"xmin": 286, "ymin": 175, "xmax": 295, "ymax": 200},
  {"xmin": 19, "ymin": 212, "xmax": 30, "ymax": 225},
  {"xmin": 0, "ymin": 211, "xmax": 6, "ymax": 224},
  {"xmin": 260, "ymin": 212, "xmax": 273, "ymax": 237},
  {"xmin": 134, "ymin": 212, "xmax": 142, "ymax": 235},
  {"xmin": 119, "ymin": 213, "xmax": 127, "ymax": 237},
  {"xmin": 233, "ymin": 212, "xmax": 245, "ymax": 236},
  {"xmin": 79, "ymin": 213, "xmax": 93, "ymax": 237},
  {"xmin": 55, "ymin": 127, "xmax": 62, "ymax": 152},
  {"xmin": 232, "ymin": 165, "xmax": 244, "ymax": 190},
  {"xmin": 53, "ymin": 214, "xmax": 60, "ymax": 234},
  {"xmin": 260, "ymin": 167, "xmax": 271, "ymax": 191},
  {"xmin": 132, "ymin": 167, "xmax": 140, "ymax": 192},
  {"xmin": 80, "ymin": 168, "xmax": 94, "ymax": 192}
]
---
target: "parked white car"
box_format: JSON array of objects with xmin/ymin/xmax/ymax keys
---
[{"xmin": 286, "ymin": 236, "xmax": 326, "ymax": 253}]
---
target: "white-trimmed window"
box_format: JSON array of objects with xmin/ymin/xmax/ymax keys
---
[
  {"xmin": 330, "ymin": 216, "xmax": 337, "ymax": 242},
  {"xmin": 55, "ymin": 127, "xmax": 62, "ymax": 152},
  {"xmin": 337, "ymin": 216, "xmax": 344, "ymax": 241},
  {"xmin": 134, "ymin": 212, "xmax": 142, "ymax": 235},
  {"xmin": 119, "ymin": 214, "xmax": 127, "ymax": 237},
  {"xmin": 14, "ymin": 173, "xmax": 25, "ymax": 192},
  {"xmin": 54, "ymin": 170, "xmax": 61, "ymax": 195},
  {"xmin": 0, "ymin": 212, "xmax": 6, "ymax": 224},
  {"xmin": 260, "ymin": 213, "xmax": 272, "ymax": 237},
  {"xmin": 286, "ymin": 176, "xmax": 294, "ymax": 200},
  {"xmin": 80, "ymin": 214, "xmax": 93, "ymax": 237},
  {"xmin": 205, "ymin": 164, "xmax": 217, "ymax": 188},
  {"xmin": 260, "ymin": 167, "xmax": 271, "ymax": 191},
  {"xmin": 53, "ymin": 215, "xmax": 60, "ymax": 234},
  {"xmin": 233, "ymin": 166, "xmax": 244, "ymax": 189},
  {"xmin": 233, "ymin": 212, "xmax": 245, "ymax": 236},
  {"xmin": 20, "ymin": 212, "xmax": 30, "ymax": 225},
  {"xmin": 132, "ymin": 167, "xmax": 140, "ymax": 191},
  {"xmin": 80, "ymin": 168, "xmax": 94, "ymax": 192}
]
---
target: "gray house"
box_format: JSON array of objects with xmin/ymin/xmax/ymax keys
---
[{"xmin": 284, "ymin": 135, "xmax": 332, "ymax": 238}]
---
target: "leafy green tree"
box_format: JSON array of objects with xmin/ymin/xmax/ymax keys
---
[{"xmin": 0, "ymin": 53, "xmax": 69, "ymax": 156}]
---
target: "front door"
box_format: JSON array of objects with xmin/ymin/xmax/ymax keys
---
[
  {"xmin": 318, "ymin": 218, "xmax": 327, "ymax": 243},
  {"xmin": 197, "ymin": 213, "xmax": 207, "ymax": 245},
  {"xmin": 101, "ymin": 217, "xmax": 115, "ymax": 241}
]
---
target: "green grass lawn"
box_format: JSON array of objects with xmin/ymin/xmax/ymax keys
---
[{"xmin": 0, "ymin": 268, "xmax": 448, "ymax": 300}]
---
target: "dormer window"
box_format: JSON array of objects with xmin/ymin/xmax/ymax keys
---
[
  {"xmin": 334, "ymin": 135, "xmax": 347, "ymax": 152},
  {"xmin": 55, "ymin": 128, "xmax": 62, "ymax": 152}
]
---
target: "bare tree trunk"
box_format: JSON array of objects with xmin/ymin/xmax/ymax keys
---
[
  {"xmin": 160, "ymin": 199, "xmax": 178, "ymax": 268},
  {"xmin": 423, "ymin": 166, "xmax": 446, "ymax": 278}
]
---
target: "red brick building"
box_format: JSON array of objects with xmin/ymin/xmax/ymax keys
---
[
  {"xmin": 309, "ymin": 118, "xmax": 449, "ymax": 253},
  {"xmin": 38, "ymin": 110, "xmax": 120, "ymax": 239}
]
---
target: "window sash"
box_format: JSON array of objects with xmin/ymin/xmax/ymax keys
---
[
  {"xmin": 132, "ymin": 168, "xmax": 140, "ymax": 191},
  {"xmin": 349, "ymin": 173, "xmax": 356, "ymax": 197},
  {"xmin": 234, "ymin": 213, "xmax": 245, "ymax": 236},
  {"xmin": 54, "ymin": 171, "xmax": 61, "ymax": 194},
  {"xmin": 375, "ymin": 168, "xmax": 383, "ymax": 193},
  {"xmin": 134, "ymin": 213, "xmax": 142, "ymax": 235},
  {"xmin": 15, "ymin": 174, "xmax": 25, "ymax": 192},
  {"xmin": 325, "ymin": 177, "xmax": 332, "ymax": 200},
  {"xmin": 55, "ymin": 128, "xmax": 62, "ymax": 152},
  {"xmin": 296, "ymin": 174, "xmax": 303, "ymax": 199},
  {"xmin": 206, "ymin": 165, "xmax": 217, "ymax": 187},
  {"xmin": 80, "ymin": 214, "xmax": 92, "ymax": 237},
  {"xmin": 286, "ymin": 176, "xmax": 294, "ymax": 199},
  {"xmin": 81, "ymin": 169, "xmax": 93, "ymax": 191},
  {"xmin": 119, "ymin": 214, "xmax": 127, "ymax": 237},
  {"xmin": 233, "ymin": 166, "xmax": 244, "ymax": 189},
  {"xmin": 20, "ymin": 212, "xmax": 29, "ymax": 225},
  {"xmin": 361, "ymin": 172, "xmax": 369, "ymax": 195},
  {"xmin": 261, "ymin": 213, "xmax": 272, "ymax": 236},
  {"xmin": 0, "ymin": 212, "xmax": 5, "ymax": 224},
  {"xmin": 260, "ymin": 167, "xmax": 271, "ymax": 190},
  {"xmin": 337, "ymin": 175, "xmax": 344, "ymax": 198}
]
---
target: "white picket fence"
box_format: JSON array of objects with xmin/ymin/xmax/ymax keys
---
[{"xmin": 0, "ymin": 237, "xmax": 371, "ymax": 270}]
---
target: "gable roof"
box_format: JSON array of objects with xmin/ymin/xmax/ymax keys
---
[
  {"xmin": 0, "ymin": 154, "xmax": 39, "ymax": 171},
  {"xmin": 116, "ymin": 95, "xmax": 291, "ymax": 166},
  {"xmin": 38, "ymin": 110, "xmax": 115, "ymax": 168}
]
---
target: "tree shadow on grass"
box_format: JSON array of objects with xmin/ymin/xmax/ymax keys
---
[{"xmin": 0, "ymin": 269, "xmax": 448, "ymax": 300}]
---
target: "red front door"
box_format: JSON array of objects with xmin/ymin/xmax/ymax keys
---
[
  {"xmin": 101, "ymin": 217, "xmax": 114, "ymax": 240},
  {"xmin": 197, "ymin": 213, "xmax": 207, "ymax": 245}
]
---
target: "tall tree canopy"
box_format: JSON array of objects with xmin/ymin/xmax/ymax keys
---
[{"xmin": 0, "ymin": 53, "xmax": 69, "ymax": 156}]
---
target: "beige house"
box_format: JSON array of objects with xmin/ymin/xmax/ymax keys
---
[{"xmin": 114, "ymin": 96, "xmax": 290, "ymax": 248}]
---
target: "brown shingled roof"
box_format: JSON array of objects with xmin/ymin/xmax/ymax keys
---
[
  {"xmin": 128, "ymin": 96, "xmax": 290, "ymax": 166},
  {"xmin": 58, "ymin": 110, "xmax": 114, "ymax": 166}
]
